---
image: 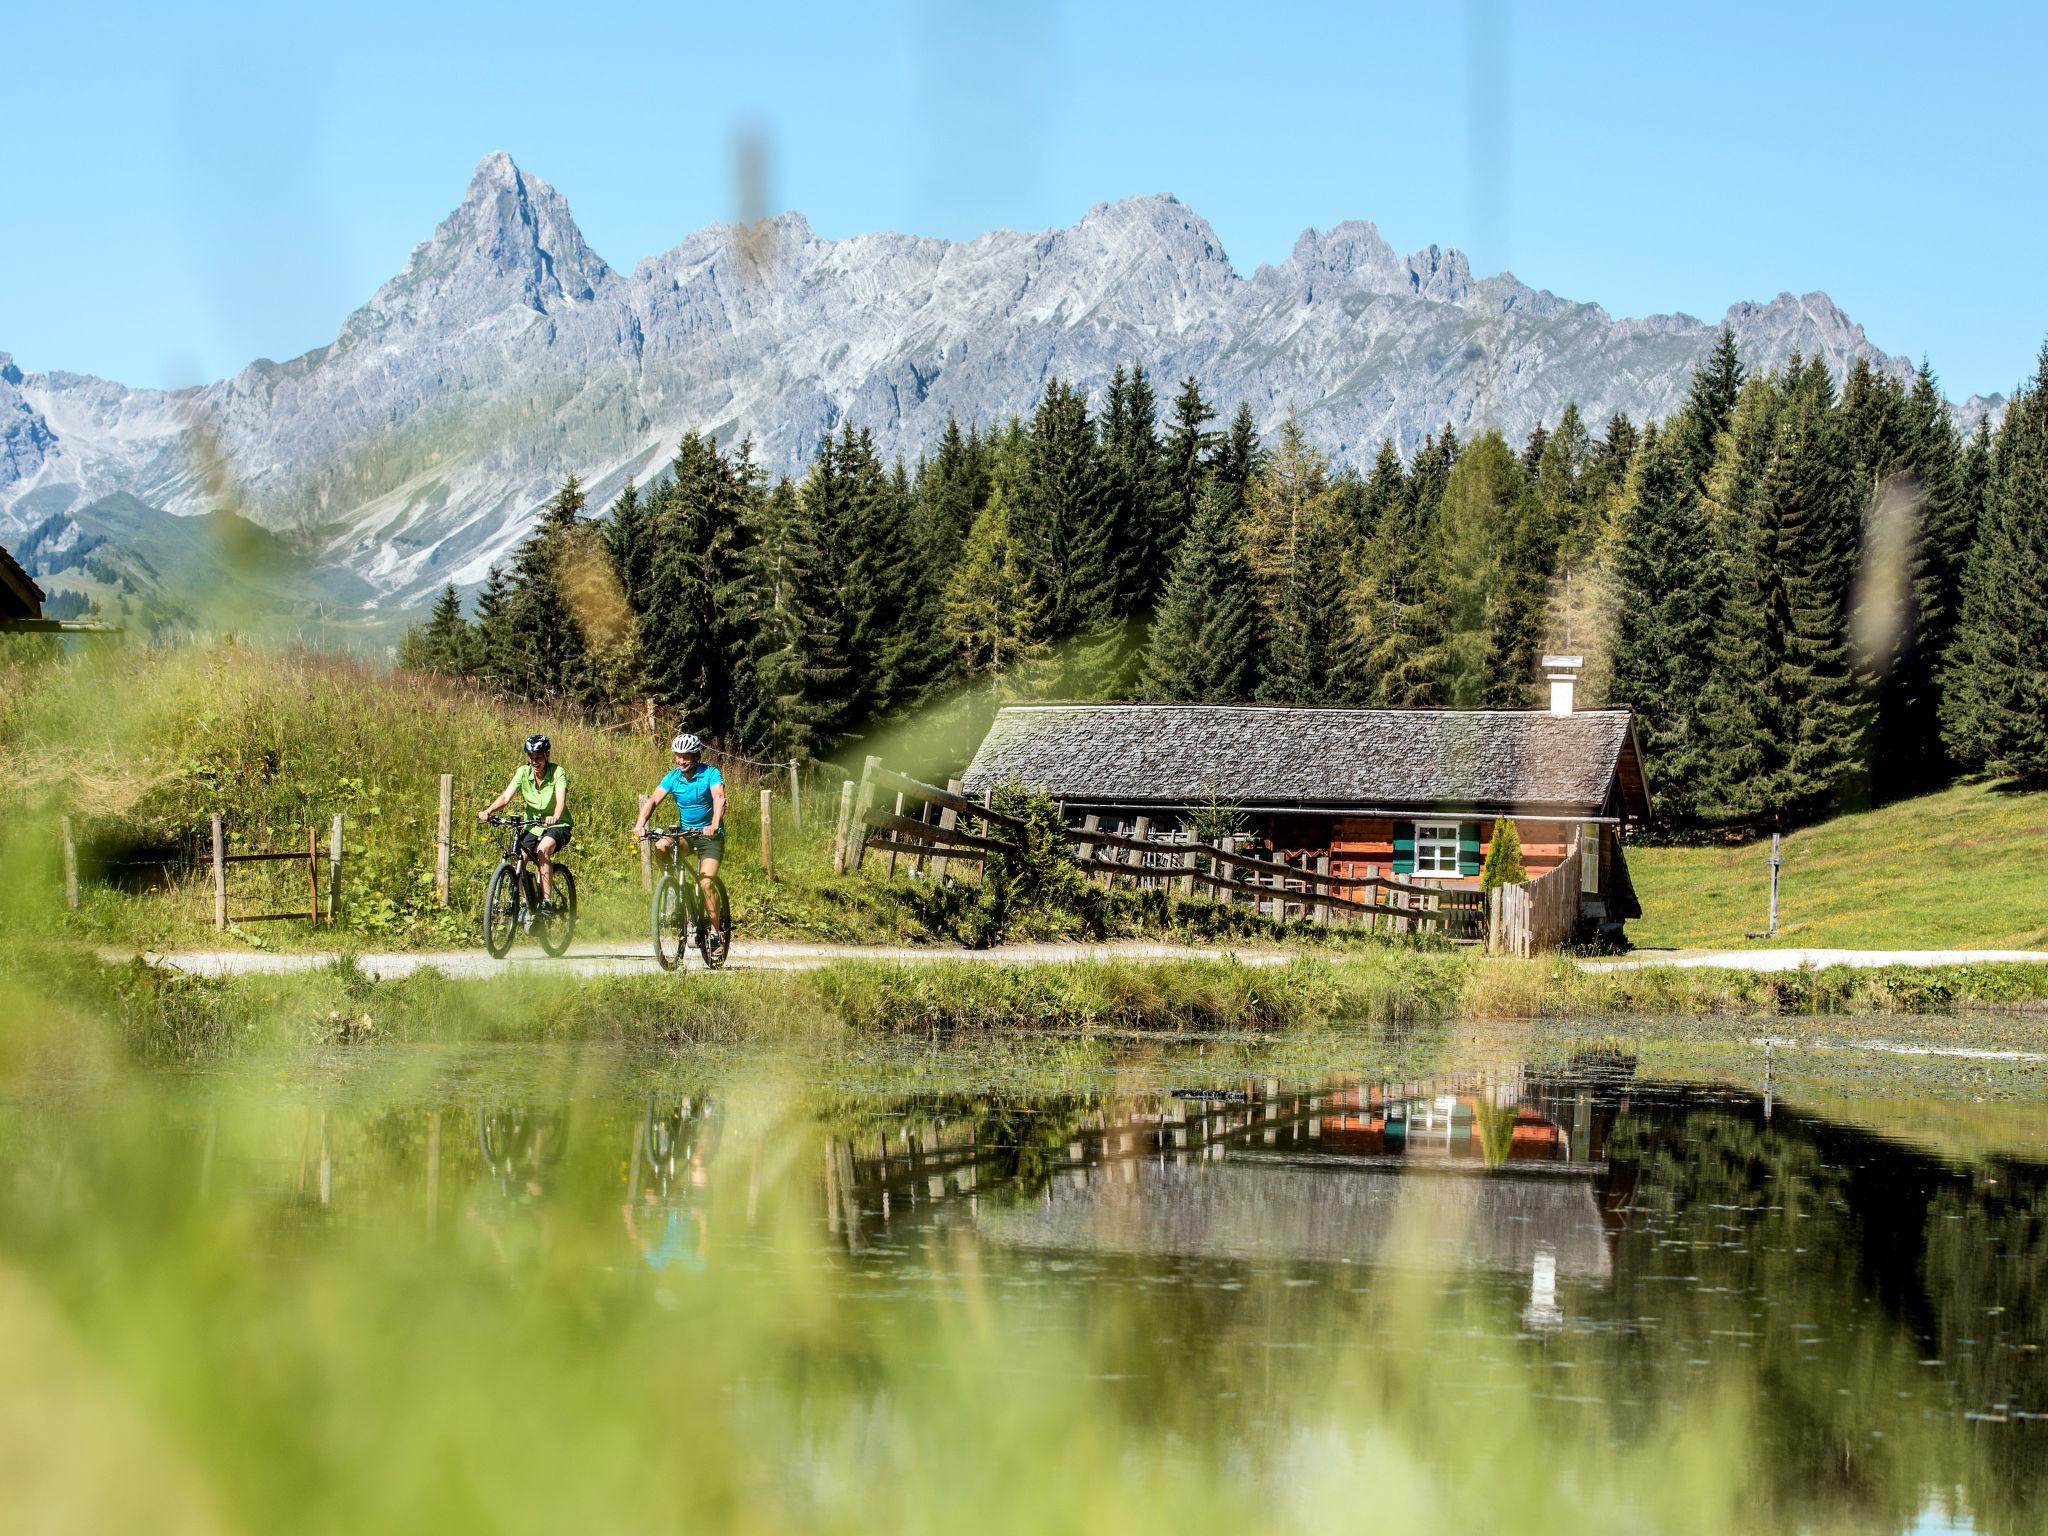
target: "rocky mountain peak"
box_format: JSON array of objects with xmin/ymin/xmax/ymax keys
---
[
  {"xmin": 344, "ymin": 152, "xmax": 612, "ymax": 342},
  {"xmin": 0, "ymin": 353, "xmax": 21, "ymax": 386}
]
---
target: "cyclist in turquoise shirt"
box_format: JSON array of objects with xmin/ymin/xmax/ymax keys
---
[{"xmin": 630, "ymin": 732, "xmax": 727, "ymax": 942}]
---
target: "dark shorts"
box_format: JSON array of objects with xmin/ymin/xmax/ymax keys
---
[
  {"xmin": 662, "ymin": 829, "xmax": 723, "ymax": 861},
  {"xmin": 520, "ymin": 824, "xmax": 572, "ymax": 855}
]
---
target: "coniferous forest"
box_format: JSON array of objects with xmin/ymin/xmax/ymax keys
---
[{"xmin": 400, "ymin": 340, "xmax": 2048, "ymax": 834}]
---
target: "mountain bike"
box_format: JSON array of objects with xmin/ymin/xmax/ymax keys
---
[
  {"xmin": 641, "ymin": 826, "xmax": 730, "ymax": 971},
  {"xmin": 482, "ymin": 815, "xmax": 578, "ymax": 958}
]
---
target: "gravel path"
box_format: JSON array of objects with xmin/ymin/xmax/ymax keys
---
[
  {"xmin": 104, "ymin": 940, "xmax": 1298, "ymax": 980},
  {"xmin": 106, "ymin": 941, "xmax": 2048, "ymax": 981}
]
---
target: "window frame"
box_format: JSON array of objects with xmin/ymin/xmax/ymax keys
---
[{"xmin": 1412, "ymin": 820, "xmax": 1464, "ymax": 878}]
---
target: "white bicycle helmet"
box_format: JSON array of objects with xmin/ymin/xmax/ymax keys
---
[{"xmin": 670, "ymin": 733, "xmax": 702, "ymax": 755}]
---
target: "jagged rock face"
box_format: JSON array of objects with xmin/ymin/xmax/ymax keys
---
[{"xmin": 0, "ymin": 154, "xmax": 2004, "ymax": 608}]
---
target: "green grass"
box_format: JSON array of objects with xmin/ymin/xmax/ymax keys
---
[{"xmin": 1627, "ymin": 780, "xmax": 2048, "ymax": 951}]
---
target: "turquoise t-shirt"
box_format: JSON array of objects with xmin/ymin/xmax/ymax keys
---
[{"xmin": 659, "ymin": 764, "xmax": 723, "ymax": 830}]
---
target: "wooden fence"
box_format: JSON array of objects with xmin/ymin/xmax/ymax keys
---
[
  {"xmin": 837, "ymin": 757, "xmax": 1484, "ymax": 941},
  {"xmin": 209, "ymin": 813, "xmax": 342, "ymax": 930},
  {"xmin": 1486, "ymin": 838, "xmax": 1582, "ymax": 957}
]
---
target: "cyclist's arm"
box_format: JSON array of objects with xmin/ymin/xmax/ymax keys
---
[
  {"xmin": 479, "ymin": 773, "xmax": 519, "ymax": 822},
  {"xmin": 707, "ymin": 781, "xmax": 725, "ymax": 836},
  {"xmin": 631, "ymin": 785, "xmax": 671, "ymax": 839}
]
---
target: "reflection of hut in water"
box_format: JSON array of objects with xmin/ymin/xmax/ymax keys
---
[{"xmin": 827, "ymin": 1072, "xmax": 1637, "ymax": 1287}]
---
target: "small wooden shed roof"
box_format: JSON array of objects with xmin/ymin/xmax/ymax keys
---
[{"xmin": 962, "ymin": 703, "xmax": 1651, "ymax": 820}]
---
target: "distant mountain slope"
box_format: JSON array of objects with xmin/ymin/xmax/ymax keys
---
[{"xmin": 0, "ymin": 153, "xmax": 2006, "ymax": 610}]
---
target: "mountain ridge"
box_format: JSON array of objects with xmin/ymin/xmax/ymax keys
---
[{"xmin": 0, "ymin": 152, "xmax": 2007, "ymax": 611}]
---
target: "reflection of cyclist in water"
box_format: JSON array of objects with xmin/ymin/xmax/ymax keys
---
[
  {"xmin": 623, "ymin": 1094, "xmax": 717, "ymax": 1273},
  {"xmin": 470, "ymin": 1106, "xmax": 570, "ymax": 1268}
]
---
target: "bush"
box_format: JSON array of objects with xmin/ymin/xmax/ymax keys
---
[{"xmin": 1479, "ymin": 816, "xmax": 1526, "ymax": 891}]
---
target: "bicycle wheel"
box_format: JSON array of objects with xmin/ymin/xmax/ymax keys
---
[
  {"xmin": 483, "ymin": 862, "xmax": 520, "ymax": 957},
  {"xmin": 536, "ymin": 865, "xmax": 576, "ymax": 958},
  {"xmin": 652, "ymin": 874, "xmax": 686, "ymax": 972},
  {"xmin": 699, "ymin": 876, "xmax": 731, "ymax": 970}
]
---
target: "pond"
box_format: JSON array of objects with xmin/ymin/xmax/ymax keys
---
[{"xmin": 2, "ymin": 1031, "xmax": 2042, "ymax": 1534}]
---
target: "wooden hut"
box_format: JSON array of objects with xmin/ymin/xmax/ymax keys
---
[{"xmin": 960, "ymin": 659, "xmax": 1651, "ymax": 935}]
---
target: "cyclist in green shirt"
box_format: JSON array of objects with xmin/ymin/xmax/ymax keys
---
[{"xmin": 478, "ymin": 733, "xmax": 572, "ymax": 907}]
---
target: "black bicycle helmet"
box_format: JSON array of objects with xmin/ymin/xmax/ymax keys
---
[{"xmin": 524, "ymin": 733, "xmax": 551, "ymax": 755}]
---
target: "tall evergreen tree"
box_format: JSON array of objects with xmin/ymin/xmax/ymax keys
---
[
  {"xmin": 398, "ymin": 583, "xmax": 476, "ymax": 675},
  {"xmin": 1142, "ymin": 479, "xmax": 1260, "ymax": 702},
  {"xmin": 638, "ymin": 436, "xmax": 754, "ymax": 739},
  {"xmin": 1213, "ymin": 402, "xmax": 1264, "ymax": 498},
  {"xmin": 754, "ymin": 471, "xmax": 851, "ymax": 759},
  {"xmin": 600, "ymin": 479, "xmax": 652, "ymax": 614},
  {"xmin": 1609, "ymin": 427, "xmax": 1725, "ymax": 826},
  {"xmin": 1943, "ymin": 347, "xmax": 2048, "ymax": 784},
  {"xmin": 1434, "ymin": 431, "xmax": 1528, "ymax": 707},
  {"xmin": 499, "ymin": 476, "xmax": 601, "ymax": 705},
  {"xmin": 1098, "ymin": 365, "xmax": 1174, "ymax": 610},
  {"xmin": 1014, "ymin": 378, "xmax": 1110, "ymax": 641},
  {"xmin": 1163, "ymin": 376, "xmax": 1220, "ymax": 535},
  {"xmin": 1352, "ymin": 439, "xmax": 1442, "ymax": 706},
  {"xmin": 1673, "ymin": 326, "xmax": 1745, "ymax": 489},
  {"xmin": 912, "ymin": 416, "xmax": 988, "ymax": 570},
  {"xmin": 471, "ymin": 564, "xmax": 512, "ymax": 689},
  {"xmin": 943, "ymin": 486, "xmax": 1048, "ymax": 698},
  {"xmin": 1702, "ymin": 362, "xmax": 1870, "ymax": 825},
  {"xmin": 1260, "ymin": 511, "xmax": 1360, "ymax": 705}
]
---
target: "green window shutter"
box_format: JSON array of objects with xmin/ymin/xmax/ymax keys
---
[
  {"xmin": 1459, "ymin": 822, "xmax": 1482, "ymax": 876},
  {"xmin": 1392, "ymin": 820, "xmax": 1415, "ymax": 876}
]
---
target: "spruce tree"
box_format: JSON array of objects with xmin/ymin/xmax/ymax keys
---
[
  {"xmin": 1610, "ymin": 426, "xmax": 1725, "ymax": 826},
  {"xmin": 1014, "ymin": 378, "xmax": 1111, "ymax": 642},
  {"xmin": 638, "ymin": 436, "xmax": 749, "ymax": 738},
  {"xmin": 1478, "ymin": 816, "xmax": 1526, "ymax": 890},
  {"xmin": 600, "ymin": 479, "xmax": 651, "ymax": 613},
  {"xmin": 1259, "ymin": 511, "xmax": 1359, "ymax": 705},
  {"xmin": 471, "ymin": 564, "xmax": 512, "ymax": 688},
  {"xmin": 1213, "ymin": 402, "xmax": 1264, "ymax": 497},
  {"xmin": 400, "ymin": 583, "xmax": 475, "ymax": 675},
  {"xmin": 839, "ymin": 423, "xmax": 944, "ymax": 719},
  {"xmin": 912, "ymin": 416, "xmax": 988, "ymax": 570},
  {"xmin": 499, "ymin": 476, "xmax": 600, "ymax": 705},
  {"xmin": 1434, "ymin": 431, "xmax": 1526, "ymax": 707},
  {"xmin": 755, "ymin": 471, "xmax": 851, "ymax": 759},
  {"xmin": 1942, "ymin": 347, "xmax": 2048, "ymax": 783},
  {"xmin": 1164, "ymin": 376, "xmax": 1220, "ymax": 536},
  {"xmin": 1142, "ymin": 479, "xmax": 1259, "ymax": 702},
  {"xmin": 1352, "ymin": 439, "xmax": 1440, "ymax": 705},
  {"xmin": 943, "ymin": 487, "xmax": 1048, "ymax": 698},
  {"xmin": 1099, "ymin": 364, "xmax": 1174, "ymax": 610}
]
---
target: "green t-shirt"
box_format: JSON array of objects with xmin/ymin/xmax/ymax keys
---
[{"xmin": 511, "ymin": 762, "xmax": 570, "ymax": 823}]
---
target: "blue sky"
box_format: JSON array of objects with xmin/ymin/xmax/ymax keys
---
[{"xmin": 8, "ymin": 1, "xmax": 2043, "ymax": 398}]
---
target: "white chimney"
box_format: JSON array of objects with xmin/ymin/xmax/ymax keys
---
[{"xmin": 1542, "ymin": 654, "xmax": 1583, "ymax": 716}]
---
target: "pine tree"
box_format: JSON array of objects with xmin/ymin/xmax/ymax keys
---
[
  {"xmin": 498, "ymin": 476, "xmax": 601, "ymax": 704},
  {"xmin": 600, "ymin": 479, "xmax": 652, "ymax": 613},
  {"xmin": 1943, "ymin": 347, "xmax": 2048, "ymax": 784},
  {"xmin": 753, "ymin": 473, "xmax": 850, "ymax": 759},
  {"xmin": 1702, "ymin": 362, "xmax": 1870, "ymax": 825},
  {"xmin": 912, "ymin": 416, "xmax": 988, "ymax": 570},
  {"xmin": 1142, "ymin": 479, "xmax": 1259, "ymax": 702},
  {"xmin": 1013, "ymin": 378, "xmax": 1110, "ymax": 642},
  {"xmin": 1259, "ymin": 511, "xmax": 1359, "ymax": 705},
  {"xmin": 1610, "ymin": 426, "xmax": 1725, "ymax": 826},
  {"xmin": 1433, "ymin": 431, "xmax": 1528, "ymax": 707},
  {"xmin": 1673, "ymin": 326, "xmax": 1745, "ymax": 490},
  {"xmin": 1243, "ymin": 410, "xmax": 1336, "ymax": 614},
  {"xmin": 1099, "ymin": 365, "xmax": 1174, "ymax": 610},
  {"xmin": 639, "ymin": 436, "xmax": 743, "ymax": 736},
  {"xmin": 1164, "ymin": 376, "xmax": 1220, "ymax": 537},
  {"xmin": 1213, "ymin": 402, "xmax": 1264, "ymax": 498},
  {"xmin": 1352, "ymin": 439, "xmax": 1440, "ymax": 705},
  {"xmin": 943, "ymin": 487, "xmax": 1048, "ymax": 698},
  {"xmin": 400, "ymin": 583, "xmax": 475, "ymax": 675},
  {"xmin": 839, "ymin": 423, "xmax": 945, "ymax": 719},
  {"xmin": 471, "ymin": 564, "xmax": 512, "ymax": 688}
]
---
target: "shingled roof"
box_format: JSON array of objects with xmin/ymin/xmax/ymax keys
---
[
  {"xmin": 0, "ymin": 542, "xmax": 43, "ymax": 622},
  {"xmin": 961, "ymin": 704, "xmax": 1650, "ymax": 819}
]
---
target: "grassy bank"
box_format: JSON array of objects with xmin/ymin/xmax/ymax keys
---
[
  {"xmin": 3, "ymin": 642, "xmax": 1369, "ymax": 955},
  {"xmin": 1628, "ymin": 780, "xmax": 2048, "ymax": 950},
  {"xmin": 19, "ymin": 944, "xmax": 2048, "ymax": 1066}
]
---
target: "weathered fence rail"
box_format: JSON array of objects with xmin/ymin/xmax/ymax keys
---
[{"xmin": 209, "ymin": 814, "xmax": 334, "ymax": 930}]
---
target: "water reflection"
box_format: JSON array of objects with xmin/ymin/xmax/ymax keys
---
[{"xmin": 2, "ymin": 1047, "xmax": 2044, "ymax": 1535}]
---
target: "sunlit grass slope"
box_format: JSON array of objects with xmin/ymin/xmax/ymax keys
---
[{"xmin": 1628, "ymin": 781, "xmax": 2048, "ymax": 951}]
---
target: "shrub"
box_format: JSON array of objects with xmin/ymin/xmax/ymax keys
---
[{"xmin": 1479, "ymin": 816, "xmax": 1526, "ymax": 891}]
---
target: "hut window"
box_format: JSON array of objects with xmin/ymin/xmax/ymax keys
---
[{"xmin": 1413, "ymin": 821, "xmax": 1462, "ymax": 876}]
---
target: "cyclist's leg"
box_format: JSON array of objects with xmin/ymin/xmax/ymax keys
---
[
  {"xmin": 534, "ymin": 833, "xmax": 557, "ymax": 902},
  {"xmin": 696, "ymin": 853, "xmax": 724, "ymax": 933}
]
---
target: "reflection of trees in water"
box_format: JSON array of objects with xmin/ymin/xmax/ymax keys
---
[{"xmin": 1607, "ymin": 1095, "xmax": 2048, "ymax": 1535}]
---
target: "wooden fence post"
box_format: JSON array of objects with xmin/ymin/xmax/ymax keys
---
[
  {"xmin": 1314, "ymin": 855, "xmax": 1331, "ymax": 927},
  {"xmin": 1131, "ymin": 816, "xmax": 1152, "ymax": 891},
  {"xmin": 308, "ymin": 826, "xmax": 319, "ymax": 925},
  {"xmin": 759, "ymin": 787, "xmax": 776, "ymax": 881},
  {"xmin": 435, "ymin": 773, "xmax": 453, "ymax": 907},
  {"xmin": 637, "ymin": 796, "xmax": 654, "ymax": 889},
  {"xmin": 885, "ymin": 791, "xmax": 906, "ymax": 877},
  {"xmin": 1080, "ymin": 815, "xmax": 1105, "ymax": 889},
  {"xmin": 211, "ymin": 813, "xmax": 227, "ymax": 931},
  {"xmin": 1219, "ymin": 836, "xmax": 1237, "ymax": 908},
  {"xmin": 848, "ymin": 756, "xmax": 881, "ymax": 872},
  {"xmin": 328, "ymin": 815, "xmax": 344, "ymax": 924},
  {"xmin": 62, "ymin": 816, "xmax": 80, "ymax": 911},
  {"xmin": 832, "ymin": 781, "xmax": 856, "ymax": 874},
  {"xmin": 787, "ymin": 761, "xmax": 802, "ymax": 831},
  {"xmin": 1179, "ymin": 847, "xmax": 1196, "ymax": 898},
  {"xmin": 931, "ymin": 778, "xmax": 962, "ymax": 884}
]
